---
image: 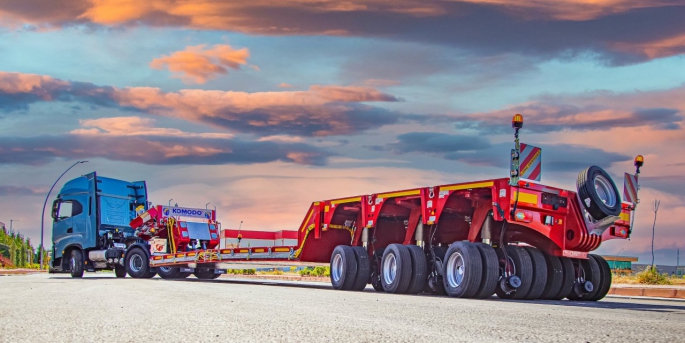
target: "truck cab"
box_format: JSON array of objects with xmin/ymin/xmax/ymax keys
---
[{"xmin": 50, "ymin": 172, "xmax": 148, "ymax": 277}]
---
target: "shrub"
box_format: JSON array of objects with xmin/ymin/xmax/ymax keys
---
[{"xmin": 636, "ymin": 266, "xmax": 672, "ymax": 285}]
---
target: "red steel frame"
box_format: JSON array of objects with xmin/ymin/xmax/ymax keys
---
[{"xmin": 136, "ymin": 177, "xmax": 633, "ymax": 267}]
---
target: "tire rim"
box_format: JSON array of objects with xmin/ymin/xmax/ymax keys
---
[
  {"xmin": 331, "ymin": 254, "xmax": 343, "ymax": 283},
  {"xmin": 382, "ymin": 253, "xmax": 397, "ymax": 285},
  {"xmin": 593, "ymin": 175, "xmax": 616, "ymax": 207},
  {"xmin": 129, "ymin": 254, "xmax": 143, "ymax": 273},
  {"xmin": 446, "ymin": 252, "xmax": 465, "ymax": 288},
  {"xmin": 70, "ymin": 256, "xmax": 76, "ymax": 271}
]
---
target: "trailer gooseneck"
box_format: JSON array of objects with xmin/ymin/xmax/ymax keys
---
[{"xmin": 50, "ymin": 115, "xmax": 643, "ymax": 301}]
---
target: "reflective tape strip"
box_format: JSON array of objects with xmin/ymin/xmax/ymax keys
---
[
  {"xmin": 520, "ymin": 143, "xmax": 542, "ymax": 181},
  {"xmin": 623, "ymin": 173, "xmax": 638, "ymax": 204}
]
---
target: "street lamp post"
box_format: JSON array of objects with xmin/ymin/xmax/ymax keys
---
[{"xmin": 39, "ymin": 161, "xmax": 89, "ymax": 270}]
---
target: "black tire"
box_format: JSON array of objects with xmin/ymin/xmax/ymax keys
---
[
  {"xmin": 567, "ymin": 257, "xmax": 601, "ymax": 300},
  {"xmin": 194, "ymin": 268, "xmax": 217, "ymax": 279},
  {"xmin": 350, "ymin": 246, "xmax": 370, "ymax": 291},
  {"xmin": 405, "ymin": 245, "xmax": 428, "ymax": 294},
  {"xmin": 178, "ymin": 272, "xmax": 191, "ymax": 278},
  {"xmin": 114, "ymin": 265, "xmax": 127, "ymax": 278},
  {"xmin": 157, "ymin": 266, "xmax": 181, "ymax": 279},
  {"xmin": 474, "ymin": 243, "xmax": 499, "ymax": 299},
  {"xmin": 540, "ymin": 254, "xmax": 563, "ymax": 300},
  {"xmin": 522, "ymin": 247, "xmax": 547, "ymax": 300},
  {"xmin": 495, "ymin": 246, "xmax": 533, "ymax": 300},
  {"xmin": 442, "ymin": 242, "xmax": 483, "ymax": 298},
  {"xmin": 381, "ymin": 244, "xmax": 412, "ymax": 294},
  {"xmin": 577, "ymin": 166, "xmax": 621, "ymax": 220},
  {"xmin": 330, "ymin": 245, "xmax": 358, "ymax": 290},
  {"xmin": 125, "ymin": 248, "xmax": 154, "ymax": 279},
  {"xmin": 588, "ymin": 254, "xmax": 612, "ymax": 301},
  {"xmin": 70, "ymin": 250, "xmax": 84, "ymax": 278},
  {"xmin": 426, "ymin": 246, "xmax": 447, "ymax": 295},
  {"xmin": 553, "ymin": 257, "xmax": 575, "ymax": 300}
]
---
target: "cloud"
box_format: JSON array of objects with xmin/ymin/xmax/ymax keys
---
[
  {"xmin": 0, "ymin": 71, "xmax": 404, "ymax": 137},
  {"xmin": 455, "ymin": 86, "xmax": 685, "ymax": 134},
  {"xmin": 150, "ymin": 44, "xmax": 251, "ymax": 84},
  {"xmin": 389, "ymin": 132, "xmax": 491, "ymax": 153},
  {"xmin": 0, "ymin": 185, "xmax": 45, "ymax": 196},
  {"xmin": 2, "ymin": 1, "xmax": 685, "ymax": 63},
  {"xmin": 0, "ymin": 134, "xmax": 329, "ymax": 166},
  {"xmin": 277, "ymin": 83, "xmax": 294, "ymax": 88},
  {"xmin": 71, "ymin": 116, "xmax": 233, "ymax": 138}
]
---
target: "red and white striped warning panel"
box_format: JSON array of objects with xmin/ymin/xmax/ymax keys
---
[
  {"xmin": 519, "ymin": 143, "xmax": 542, "ymax": 181},
  {"xmin": 623, "ymin": 173, "xmax": 639, "ymax": 204}
]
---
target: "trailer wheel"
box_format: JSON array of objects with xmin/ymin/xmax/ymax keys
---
[
  {"xmin": 157, "ymin": 266, "xmax": 181, "ymax": 279},
  {"xmin": 442, "ymin": 242, "xmax": 483, "ymax": 298},
  {"xmin": 539, "ymin": 254, "xmax": 563, "ymax": 300},
  {"xmin": 330, "ymin": 245, "xmax": 358, "ymax": 290},
  {"xmin": 70, "ymin": 249, "xmax": 84, "ymax": 278},
  {"xmin": 405, "ymin": 245, "xmax": 428, "ymax": 294},
  {"xmin": 114, "ymin": 265, "xmax": 127, "ymax": 278},
  {"xmin": 552, "ymin": 257, "xmax": 575, "ymax": 300},
  {"xmin": 350, "ymin": 246, "xmax": 370, "ymax": 291},
  {"xmin": 474, "ymin": 243, "xmax": 499, "ymax": 299},
  {"xmin": 194, "ymin": 268, "xmax": 217, "ymax": 279},
  {"xmin": 381, "ymin": 244, "xmax": 412, "ymax": 294},
  {"xmin": 587, "ymin": 255, "xmax": 612, "ymax": 301},
  {"xmin": 178, "ymin": 272, "xmax": 192, "ymax": 278},
  {"xmin": 522, "ymin": 247, "xmax": 548, "ymax": 300},
  {"xmin": 495, "ymin": 246, "xmax": 533, "ymax": 300},
  {"xmin": 125, "ymin": 248, "xmax": 154, "ymax": 278},
  {"xmin": 577, "ymin": 166, "xmax": 621, "ymax": 220},
  {"xmin": 567, "ymin": 257, "xmax": 601, "ymax": 300}
]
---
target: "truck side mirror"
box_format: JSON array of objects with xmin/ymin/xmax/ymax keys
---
[{"xmin": 51, "ymin": 200, "xmax": 60, "ymax": 221}]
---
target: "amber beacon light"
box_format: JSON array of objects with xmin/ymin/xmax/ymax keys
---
[{"xmin": 512, "ymin": 113, "xmax": 524, "ymax": 129}]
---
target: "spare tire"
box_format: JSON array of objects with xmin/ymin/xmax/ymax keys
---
[{"xmin": 577, "ymin": 166, "xmax": 621, "ymax": 220}]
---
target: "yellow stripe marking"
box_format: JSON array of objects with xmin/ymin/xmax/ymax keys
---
[
  {"xmin": 440, "ymin": 181, "xmax": 494, "ymax": 192},
  {"xmin": 377, "ymin": 189, "xmax": 421, "ymax": 198},
  {"xmin": 300, "ymin": 207, "xmax": 315, "ymax": 232},
  {"xmin": 513, "ymin": 192, "xmax": 538, "ymax": 205},
  {"xmin": 254, "ymin": 249, "xmax": 265, "ymax": 253},
  {"xmin": 274, "ymin": 248, "xmax": 290, "ymax": 252},
  {"xmin": 330, "ymin": 196, "xmax": 362, "ymax": 205}
]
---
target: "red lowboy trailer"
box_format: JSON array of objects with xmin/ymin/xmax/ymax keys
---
[{"xmin": 113, "ymin": 115, "xmax": 644, "ymax": 301}]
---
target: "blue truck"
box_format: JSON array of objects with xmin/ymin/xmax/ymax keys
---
[{"xmin": 50, "ymin": 172, "xmax": 149, "ymax": 277}]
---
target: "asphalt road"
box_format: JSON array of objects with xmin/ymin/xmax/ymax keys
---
[{"xmin": 1, "ymin": 274, "xmax": 684, "ymax": 342}]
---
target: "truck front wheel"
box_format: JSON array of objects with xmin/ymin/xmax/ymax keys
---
[
  {"xmin": 114, "ymin": 265, "xmax": 127, "ymax": 278},
  {"xmin": 126, "ymin": 248, "xmax": 155, "ymax": 278},
  {"xmin": 70, "ymin": 250, "xmax": 84, "ymax": 278}
]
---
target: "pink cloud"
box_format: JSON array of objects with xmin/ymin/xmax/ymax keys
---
[{"xmin": 150, "ymin": 44, "xmax": 251, "ymax": 84}]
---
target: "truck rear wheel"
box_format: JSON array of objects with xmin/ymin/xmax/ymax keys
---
[
  {"xmin": 495, "ymin": 246, "xmax": 533, "ymax": 300},
  {"xmin": 381, "ymin": 244, "xmax": 412, "ymax": 294},
  {"xmin": 330, "ymin": 245, "xmax": 358, "ymax": 290},
  {"xmin": 522, "ymin": 247, "xmax": 547, "ymax": 300},
  {"xmin": 474, "ymin": 243, "xmax": 499, "ymax": 299},
  {"xmin": 540, "ymin": 254, "xmax": 563, "ymax": 300},
  {"xmin": 567, "ymin": 257, "xmax": 601, "ymax": 300},
  {"xmin": 158, "ymin": 266, "xmax": 181, "ymax": 279},
  {"xmin": 350, "ymin": 246, "xmax": 370, "ymax": 291},
  {"xmin": 553, "ymin": 257, "xmax": 575, "ymax": 300},
  {"xmin": 405, "ymin": 245, "xmax": 428, "ymax": 294},
  {"xmin": 194, "ymin": 268, "xmax": 218, "ymax": 279},
  {"xmin": 442, "ymin": 242, "xmax": 483, "ymax": 298},
  {"xmin": 587, "ymin": 255, "xmax": 612, "ymax": 301},
  {"xmin": 114, "ymin": 265, "xmax": 127, "ymax": 278},
  {"xmin": 126, "ymin": 248, "xmax": 155, "ymax": 279},
  {"xmin": 70, "ymin": 249, "xmax": 84, "ymax": 278}
]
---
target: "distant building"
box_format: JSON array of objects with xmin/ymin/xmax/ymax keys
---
[
  {"xmin": 633, "ymin": 264, "xmax": 684, "ymax": 276},
  {"xmin": 600, "ymin": 255, "xmax": 638, "ymax": 275}
]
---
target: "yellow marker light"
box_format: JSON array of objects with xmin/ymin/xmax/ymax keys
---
[
  {"xmin": 512, "ymin": 113, "xmax": 524, "ymax": 129},
  {"xmin": 634, "ymin": 155, "xmax": 644, "ymax": 167}
]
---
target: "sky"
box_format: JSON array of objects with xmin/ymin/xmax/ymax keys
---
[{"xmin": 0, "ymin": 0, "xmax": 683, "ymax": 265}]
